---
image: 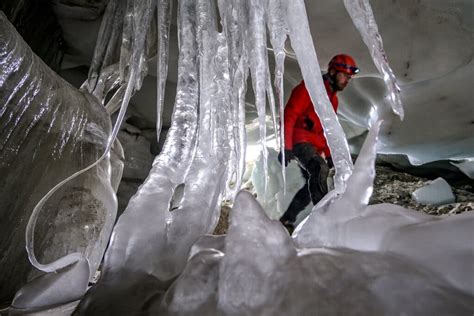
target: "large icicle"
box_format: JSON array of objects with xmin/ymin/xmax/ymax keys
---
[
  {"xmin": 343, "ymin": 0, "xmax": 404, "ymax": 120},
  {"xmin": 248, "ymin": 0, "xmax": 270, "ymax": 195},
  {"xmin": 77, "ymin": 0, "xmax": 235, "ymax": 311},
  {"xmin": 285, "ymin": 0, "xmax": 353, "ymax": 193},
  {"xmin": 82, "ymin": 0, "xmax": 125, "ymax": 102},
  {"xmin": 91, "ymin": 0, "xmax": 200, "ymax": 280},
  {"xmin": 156, "ymin": 0, "xmax": 173, "ymax": 140},
  {"xmin": 218, "ymin": 0, "xmax": 250, "ymax": 201},
  {"xmin": 265, "ymin": 0, "xmax": 288, "ymax": 192}
]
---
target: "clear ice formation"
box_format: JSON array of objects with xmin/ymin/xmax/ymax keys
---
[
  {"xmin": 0, "ymin": 12, "xmax": 119, "ymax": 307},
  {"xmin": 343, "ymin": 0, "xmax": 404, "ymax": 120},
  {"xmin": 1, "ymin": 0, "xmax": 473, "ymax": 313},
  {"xmin": 78, "ymin": 0, "xmax": 356, "ymax": 305},
  {"xmin": 294, "ymin": 121, "xmax": 474, "ymax": 296},
  {"xmin": 77, "ymin": 121, "xmax": 474, "ymax": 314},
  {"xmin": 155, "ymin": 0, "xmax": 173, "ymax": 140},
  {"xmin": 411, "ymin": 177, "xmax": 456, "ymax": 206},
  {"xmin": 286, "ymin": 0, "xmax": 354, "ymax": 194}
]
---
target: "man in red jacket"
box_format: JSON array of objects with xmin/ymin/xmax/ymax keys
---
[{"xmin": 279, "ymin": 54, "xmax": 359, "ymax": 230}]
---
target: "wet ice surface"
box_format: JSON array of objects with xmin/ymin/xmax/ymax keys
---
[
  {"xmin": 74, "ymin": 121, "xmax": 474, "ymax": 315},
  {"xmin": 2, "ymin": 0, "xmax": 474, "ymax": 314},
  {"xmin": 412, "ymin": 177, "xmax": 456, "ymax": 206},
  {"xmin": 0, "ymin": 13, "xmax": 118, "ymax": 307}
]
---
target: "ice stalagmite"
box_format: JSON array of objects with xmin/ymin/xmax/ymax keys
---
[
  {"xmin": 145, "ymin": 189, "xmax": 473, "ymax": 315},
  {"xmin": 285, "ymin": 0, "xmax": 354, "ymax": 193},
  {"xmin": 343, "ymin": 0, "xmax": 404, "ymax": 120},
  {"xmin": 294, "ymin": 120, "xmax": 474, "ymax": 295}
]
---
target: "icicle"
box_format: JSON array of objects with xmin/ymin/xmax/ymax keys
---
[
  {"xmin": 77, "ymin": 2, "xmax": 236, "ymax": 311},
  {"xmin": 82, "ymin": 0, "xmax": 125, "ymax": 99},
  {"xmin": 343, "ymin": 0, "xmax": 404, "ymax": 120},
  {"xmin": 248, "ymin": 0, "xmax": 270, "ymax": 196},
  {"xmin": 265, "ymin": 68, "xmax": 277, "ymax": 153},
  {"xmin": 285, "ymin": 0, "xmax": 353, "ymax": 194},
  {"xmin": 265, "ymin": 0, "xmax": 288, "ymax": 193},
  {"xmin": 218, "ymin": 0, "xmax": 250, "ymax": 201},
  {"xmin": 156, "ymin": 0, "xmax": 173, "ymax": 141},
  {"xmin": 78, "ymin": 0, "xmax": 202, "ymax": 298}
]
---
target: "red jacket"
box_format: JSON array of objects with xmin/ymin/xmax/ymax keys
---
[{"xmin": 284, "ymin": 78, "xmax": 338, "ymax": 158}]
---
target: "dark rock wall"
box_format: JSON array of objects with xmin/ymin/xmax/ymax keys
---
[{"xmin": 0, "ymin": 0, "xmax": 64, "ymax": 71}]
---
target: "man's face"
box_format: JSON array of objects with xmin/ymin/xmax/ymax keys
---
[{"xmin": 334, "ymin": 71, "xmax": 352, "ymax": 91}]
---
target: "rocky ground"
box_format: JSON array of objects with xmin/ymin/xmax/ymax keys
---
[
  {"xmin": 370, "ymin": 165, "xmax": 473, "ymax": 215},
  {"xmin": 213, "ymin": 164, "xmax": 474, "ymax": 235}
]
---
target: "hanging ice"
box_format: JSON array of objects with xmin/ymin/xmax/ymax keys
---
[
  {"xmin": 1, "ymin": 0, "xmax": 473, "ymax": 313},
  {"xmin": 265, "ymin": 0, "xmax": 289, "ymax": 191},
  {"xmin": 77, "ymin": 0, "xmax": 236, "ymax": 311},
  {"xmin": 343, "ymin": 0, "xmax": 404, "ymax": 120},
  {"xmin": 155, "ymin": 0, "xmax": 173, "ymax": 140},
  {"xmin": 285, "ymin": 0, "xmax": 354, "ymax": 193}
]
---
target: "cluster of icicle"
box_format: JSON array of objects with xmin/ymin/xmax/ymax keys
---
[
  {"xmin": 4, "ymin": 0, "xmax": 470, "ymax": 314},
  {"xmin": 77, "ymin": 122, "xmax": 474, "ymax": 315},
  {"xmin": 74, "ymin": 0, "xmax": 362, "ymax": 310}
]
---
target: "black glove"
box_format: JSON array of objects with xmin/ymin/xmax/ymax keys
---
[
  {"xmin": 278, "ymin": 149, "xmax": 294, "ymax": 167},
  {"xmin": 326, "ymin": 156, "xmax": 333, "ymax": 169}
]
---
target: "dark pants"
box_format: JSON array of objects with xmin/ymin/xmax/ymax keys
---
[{"xmin": 280, "ymin": 143, "xmax": 329, "ymax": 224}]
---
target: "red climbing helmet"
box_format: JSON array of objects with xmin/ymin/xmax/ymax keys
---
[{"xmin": 328, "ymin": 54, "xmax": 359, "ymax": 75}]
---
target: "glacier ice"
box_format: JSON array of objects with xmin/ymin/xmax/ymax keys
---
[
  {"xmin": 412, "ymin": 177, "xmax": 456, "ymax": 206},
  {"xmin": 343, "ymin": 0, "xmax": 403, "ymax": 120},
  {"xmin": 1, "ymin": 0, "xmax": 473, "ymax": 314},
  {"xmin": 294, "ymin": 121, "xmax": 474, "ymax": 296},
  {"xmin": 286, "ymin": 0, "xmax": 354, "ymax": 194},
  {"xmin": 0, "ymin": 12, "xmax": 118, "ymax": 305}
]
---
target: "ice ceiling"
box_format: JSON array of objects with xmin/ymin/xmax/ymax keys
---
[
  {"xmin": 57, "ymin": 0, "xmax": 474, "ymax": 170},
  {"xmin": 0, "ymin": 0, "xmax": 473, "ymax": 314}
]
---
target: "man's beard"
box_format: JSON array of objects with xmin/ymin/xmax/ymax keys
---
[
  {"xmin": 335, "ymin": 81, "xmax": 346, "ymax": 91},
  {"xmin": 329, "ymin": 74, "xmax": 345, "ymax": 91}
]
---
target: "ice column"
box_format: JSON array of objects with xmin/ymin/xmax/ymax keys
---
[{"xmin": 343, "ymin": 0, "xmax": 404, "ymax": 120}]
